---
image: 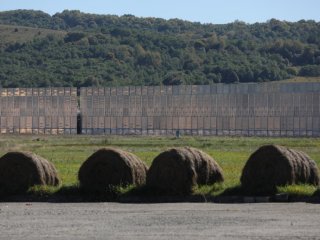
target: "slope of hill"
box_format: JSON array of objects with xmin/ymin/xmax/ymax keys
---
[
  {"xmin": 0, "ymin": 9, "xmax": 319, "ymax": 87},
  {"xmin": 0, "ymin": 24, "xmax": 66, "ymax": 44}
]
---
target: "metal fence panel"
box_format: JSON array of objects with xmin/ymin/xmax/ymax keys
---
[
  {"xmin": 0, "ymin": 88, "xmax": 77, "ymax": 134},
  {"xmin": 75, "ymin": 83, "xmax": 319, "ymax": 136}
]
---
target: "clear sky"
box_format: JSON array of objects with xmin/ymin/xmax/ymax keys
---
[{"xmin": 0, "ymin": 0, "xmax": 319, "ymax": 24}]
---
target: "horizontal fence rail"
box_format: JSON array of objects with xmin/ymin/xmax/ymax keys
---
[{"xmin": 79, "ymin": 82, "xmax": 320, "ymax": 137}]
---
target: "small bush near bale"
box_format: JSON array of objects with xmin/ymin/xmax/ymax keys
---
[
  {"xmin": 0, "ymin": 151, "xmax": 60, "ymax": 194},
  {"xmin": 313, "ymin": 188, "xmax": 320, "ymax": 198},
  {"xmin": 146, "ymin": 147, "xmax": 224, "ymax": 195},
  {"xmin": 78, "ymin": 148, "xmax": 148, "ymax": 193},
  {"xmin": 240, "ymin": 145, "xmax": 320, "ymax": 195}
]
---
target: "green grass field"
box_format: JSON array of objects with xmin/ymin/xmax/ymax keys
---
[
  {"xmin": 280, "ymin": 76, "xmax": 320, "ymax": 83},
  {"xmin": 1, "ymin": 135, "xmax": 320, "ymax": 198},
  {"xmin": 0, "ymin": 24, "xmax": 66, "ymax": 44}
]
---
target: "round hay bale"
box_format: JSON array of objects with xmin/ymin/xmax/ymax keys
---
[
  {"xmin": 78, "ymin": 148, "xmax": 148, "ymax": 192},
  {"xmin": 0, "ymin": 151, "xmax": 60, "ymax": 194},
  {"xmin": 240, "ymin": 145, "xmax": 320, "ymax": 194},
  {"xmin": 146, "ymin": 147, "xmax": 224, "ymax": 195}
]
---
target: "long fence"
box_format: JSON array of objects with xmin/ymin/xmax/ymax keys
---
[
  {"xmin": 0, "ymin": 83, "xmax": 318, "ymax": 136},
  {"xmin": 79, "ymin": 82, "xmax": 320, "ymax": 137},
  {"xmin": 0, "ymin": 88, "xmax": 77, "ymax": 134}
]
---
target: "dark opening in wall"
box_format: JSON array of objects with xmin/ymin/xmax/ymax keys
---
[{"xmin": 77, "ymin": 113, "xmax": 82, "ymax": 134}]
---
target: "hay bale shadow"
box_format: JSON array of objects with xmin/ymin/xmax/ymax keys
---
[
  {"xmin": 52, "ymin": 184, "xmax": 122, "ymax": 202},
  {"xmin": 220, "ymin": 185, "xmax": 276, "ymax": 197},
  {"xmin": 119, "ymin": 185, "xmax": 212, "ymax": 203}
]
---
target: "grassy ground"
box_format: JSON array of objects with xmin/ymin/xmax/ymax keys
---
[
  {"xmin": 0, "ymin": 24, "xmax": 66, "ymax": 45},
  {"xmin": 280, "ymin": 76, "xmax": 320, "ymax": 82},
  {"xmin": 0, "ymin": 135, "xmax": 320, "ymax": 199}
]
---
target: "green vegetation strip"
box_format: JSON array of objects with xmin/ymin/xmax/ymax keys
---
[
  {"xmin": 0, "ymin": 135, "xmax": 320, "ymax": 200},
  {"xmin": 1, "ymin": 10, "xmax": 320, "ymax": 87}
]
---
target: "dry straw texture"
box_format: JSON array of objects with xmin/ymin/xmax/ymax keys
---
[
  {"xmin": 241, "ymin": 145, "xmax": 320, "ymax": 194},
  {"xmin": 0, "ymin": 151, "xmax": 60, "ymax": 194},
  {"xmin": 146, "ymin": 147, "xmax": 224, "ymax": 195},
  {"xmin": 78, "ymin": 148, "xmax": 148, "ymax": 192}
]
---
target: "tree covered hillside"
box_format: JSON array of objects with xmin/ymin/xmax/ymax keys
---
[{"xmin": 0, "ymin": 10, "xmax": 319, "ymax": 87}]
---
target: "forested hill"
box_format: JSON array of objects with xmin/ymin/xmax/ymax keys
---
[{"xmin": 0, "ymin": 10, "xmax": 319, "ymax": 87}]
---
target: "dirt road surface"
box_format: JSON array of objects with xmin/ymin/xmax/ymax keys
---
[{"xmin": 0, "ymin": 202, "xmax": 319, "ymax": 240}]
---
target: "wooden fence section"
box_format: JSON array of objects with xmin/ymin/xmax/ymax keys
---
[
  {"xmin": 0, "ymin": 88, "xmax": 78, "ymax": 134},
  {"xmin": 80, "ymin": 83, "xmax": 320, "ymax": 136}
]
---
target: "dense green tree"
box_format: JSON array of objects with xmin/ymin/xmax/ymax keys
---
[
  {"xmin": 299, "ymin": 65, "xmax": 320, "ymax": 77},
  {"xmin": 0, "ymin": 10, "xmax": 319, "ymax": 87}
]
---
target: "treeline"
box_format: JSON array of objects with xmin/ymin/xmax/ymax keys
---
[{"xmin": 0, "ymin": 9, "xmax": 319, "ymax": 87}]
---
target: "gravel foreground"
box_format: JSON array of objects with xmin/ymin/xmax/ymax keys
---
[{"xmin": 0, "ymin": 202, "xmax": 319, "ymax": 240}]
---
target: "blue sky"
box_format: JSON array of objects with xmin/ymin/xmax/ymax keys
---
[{"xmin": 0, "ymin": 0, "xmax": 319, "ymax": 24}]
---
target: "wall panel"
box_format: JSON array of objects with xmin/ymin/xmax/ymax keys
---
[
  {"xmin": 0, "ymin": 88, "xmax": 77, "ymax": 134},
  {"xmin": 78, "ymin": 83, "xmax": 320, "ymax": 136}
]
